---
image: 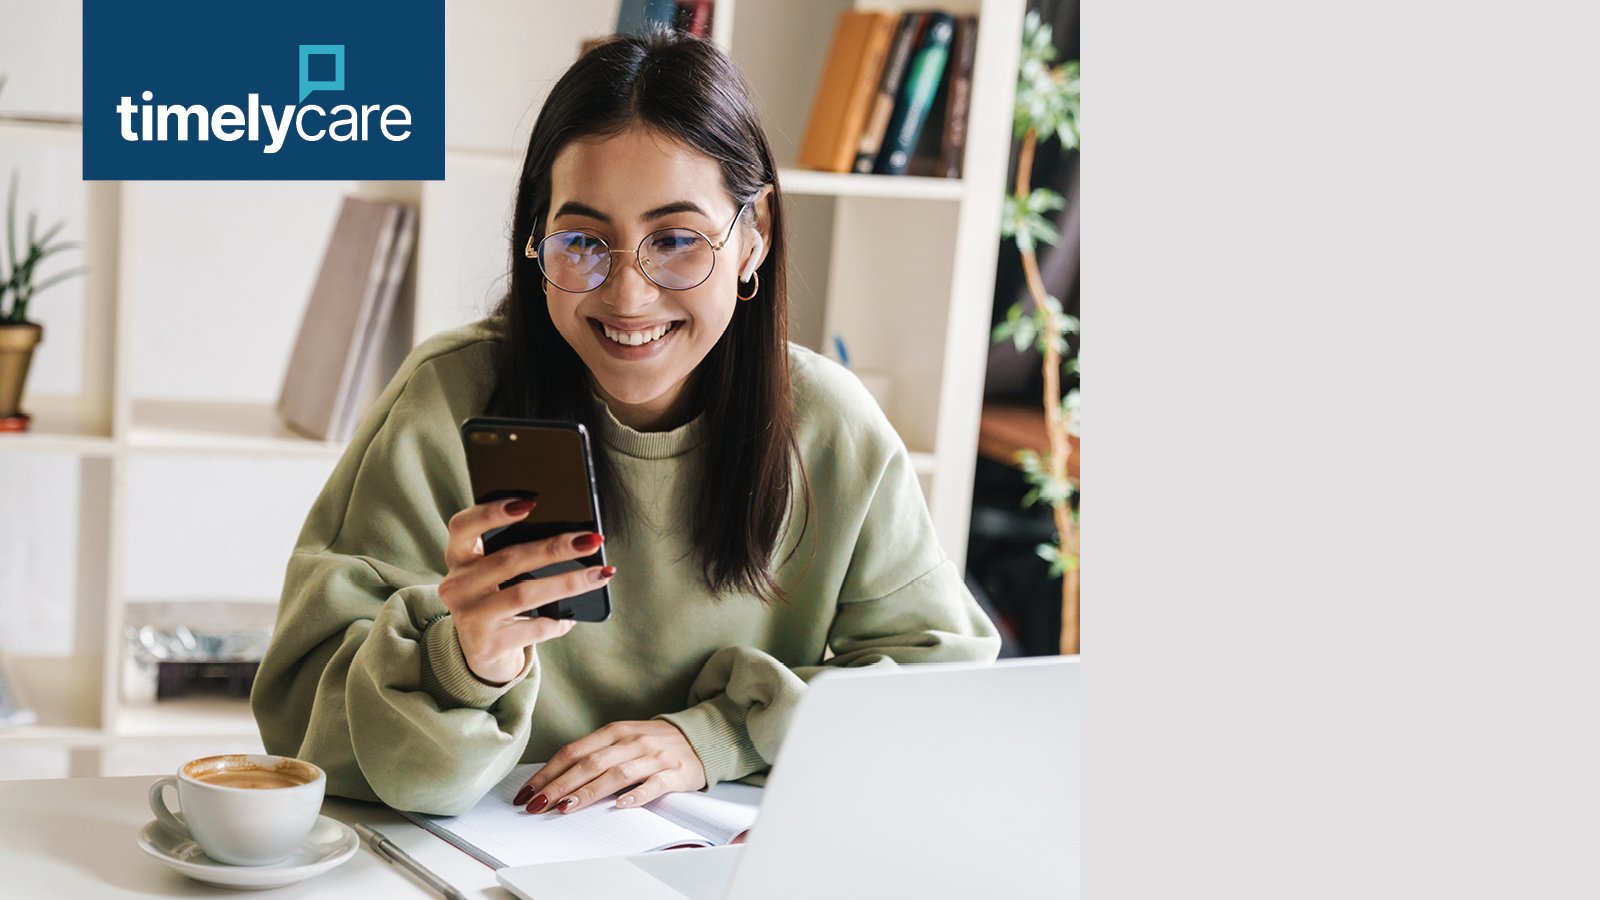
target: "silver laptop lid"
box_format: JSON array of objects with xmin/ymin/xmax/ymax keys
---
[{"xmin": 726, "ymin": 656, "xmax": 1078, "ymax": 900}]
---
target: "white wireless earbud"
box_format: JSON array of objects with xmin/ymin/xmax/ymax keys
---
[{"xmin": 741, "ymin": 234, "xmax": 765, "ymax": 280}]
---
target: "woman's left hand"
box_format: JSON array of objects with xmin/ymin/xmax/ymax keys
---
[{"xmin": 512, "ymin": 720, "xmax": 707, "ymax": 814}]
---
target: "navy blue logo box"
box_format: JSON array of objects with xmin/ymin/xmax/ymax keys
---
[{"xmin": 84, "ymin": 0, "xmax": 444, "ymax": 180}]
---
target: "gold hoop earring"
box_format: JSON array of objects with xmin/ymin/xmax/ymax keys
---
[{"xmin": 737, "ymin": 271, "xmax": 760, "ymax": 301}]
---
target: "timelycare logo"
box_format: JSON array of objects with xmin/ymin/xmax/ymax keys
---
[
  {"xmin": 84, "ymin": 1, "xmax": 443, "ymax": 180},
  {"xmin": 113, "ymin": 46, "xmax": 414, "ymax": 155}
]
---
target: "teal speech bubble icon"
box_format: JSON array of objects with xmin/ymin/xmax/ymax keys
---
[{"xmin": 298, "ymin": 44, "xmax": 345, "ymax": 103}]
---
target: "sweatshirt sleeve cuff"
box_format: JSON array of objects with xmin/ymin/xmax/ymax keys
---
[
  {"xmin": 655, "ymin": 693, "xmax": 765, "ymax": 789},
  {"xmin": 420, "ymin": 615, "xmax": 533, "ymax": 710}
]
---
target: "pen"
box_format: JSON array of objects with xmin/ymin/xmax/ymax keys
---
[{"xmin": 354, "ymin": 823, "xmax": 467, "ymax": 900}]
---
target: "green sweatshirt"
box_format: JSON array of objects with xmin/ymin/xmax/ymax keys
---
[{"xmin": 251, "ymin": 316, "xmax": 1001, "ymax": 815}]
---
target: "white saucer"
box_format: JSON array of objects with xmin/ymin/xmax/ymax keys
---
[{"xmin": 137, "ymin": 814, "xmax": 359, "ymax": 890}]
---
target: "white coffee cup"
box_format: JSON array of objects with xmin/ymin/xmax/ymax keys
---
[{"xmin": 147, "ymin": 754, "xmax": 326, "ymax": 866}]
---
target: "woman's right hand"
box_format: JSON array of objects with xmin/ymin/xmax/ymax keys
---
[{"xmin": 440, "ymin": 498, "xmax": 615, "ymax": 685}]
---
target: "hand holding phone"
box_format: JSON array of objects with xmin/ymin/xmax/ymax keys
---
[
  {"xmin": 444, "ymin": 416, "xmax": 616, "ymax": 685},
  {"xmin": 438, "ymin": 498, "xmax": 616, "ymax": 685}
]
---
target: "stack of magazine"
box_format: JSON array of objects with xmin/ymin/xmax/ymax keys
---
[{"xmin": 277, "ymin": 196, "xmax": 418, "ymax": 443}]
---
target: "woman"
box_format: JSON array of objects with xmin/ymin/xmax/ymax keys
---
[{"xmin": 252, "ymin": 27, "xmax": 1000, "ymax": 817}]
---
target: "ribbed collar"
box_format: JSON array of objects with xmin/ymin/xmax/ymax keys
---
[{"xmin": 587, "ymin": 388, "xmax": 708, "ymax": 459}]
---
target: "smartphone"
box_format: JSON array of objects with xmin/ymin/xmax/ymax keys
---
[{"xmin": 459, "ymin": 416, "xmax": 611, "ymax": 622}]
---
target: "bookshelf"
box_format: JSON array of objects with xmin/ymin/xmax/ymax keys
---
[{"xmin": 0, "ymin": 0, "xmax": 1024, "ymax": 778}]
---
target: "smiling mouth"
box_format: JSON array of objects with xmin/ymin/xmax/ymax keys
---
[{"xmin": 591, "ymin": 319, "xmax": 684, "ymax": 347}]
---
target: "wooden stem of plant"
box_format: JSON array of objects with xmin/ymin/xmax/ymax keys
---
[{"xmin": 1015, "ymin": 126, "xmax": 1080, "ymax": 656}]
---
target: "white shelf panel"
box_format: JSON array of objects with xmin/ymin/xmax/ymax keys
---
[
  {"xmin": 0, "ymin": 118, "xmax": 81, "ymax": 136},
  {"xmin": 443, "ymin": 0, "xmax": 622, "ymax": 156},
  {"xmin": 115, "ymin": 697, "xmax": 260, "ymax": 739},
  {"xmin": 908, "ymin": 451, "xmax": 937, "ymax": 476},
  {"xmin": 128, "ymin": 399, "xmax": 347, "ymax": 458},
  {"xmin": 417, "ymin": 151, "xmax": 520, "ymax": 343},
  {"xmin": 0, "ymin": 395, "xmax": 113, "ymax": 455},
  {"xmin": 120, "ymin": 181, "xmax": 354, "ymax": 404},
  {"xmin": 0, "ymin": 725, "xmax": 104, "ymax": 745},
  {"xmin": 778, "ymin": 167, "xmax": 966, "ymax": 202},
  {"xmin": 0, "ymin": 1, "xmax": 82, "ymax": 119}
]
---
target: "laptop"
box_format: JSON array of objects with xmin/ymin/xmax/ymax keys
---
[{"xmin": 497, "ymin": 655, "xmax": 1079, "ymax": 900}]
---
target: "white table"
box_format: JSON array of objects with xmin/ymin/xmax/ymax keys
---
[{"xmin": 0, "ymin": 775, "xmax": 760, "ymax": 898}]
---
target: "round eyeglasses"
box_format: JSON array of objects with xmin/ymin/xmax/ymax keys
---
[{"xmin": 525, "ymin": 202, "xmax": 751, "ymax": 294}]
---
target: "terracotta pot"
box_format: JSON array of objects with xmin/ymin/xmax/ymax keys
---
[{"xmin": 0, "ymin": 321, "xmax": 44, "ymax": 423}]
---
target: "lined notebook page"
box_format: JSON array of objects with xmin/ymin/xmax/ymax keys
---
[
  {"xmin": 408, "ymin": 764, "xmax": 706, "ymax": 867},
  {"xmin": 646, "ymin": 791, "xmax": 759, "ymax": 845}
]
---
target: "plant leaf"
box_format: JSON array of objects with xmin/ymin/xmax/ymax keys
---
[
  {"xmin": 34, "ymin": 219, "xmax": 67, "ymax": 250},
  {"xmin": 1026, "ymin": 188, "xmax": 1066, "ymax": 214},
  {"xmin": 6, "ymin": 171, "xmax": 19, "ymax": 279},
  {"xmin": 1012, "ymin": 316, "xmax": 1036, "ymax": 352},
  {"xmin": 28, "ymin": 265, "xmax": 87, "ymax": 297},
  {"xmin": 1014, "ymin": 449, "xmax": 1041, "ymax": 472},
  {"xmin": 1024, "ymin": 212, "xmax": 1059, "ymax": 246},
  {"xmin": 1014, "ymin": 226, "xmax": 1035, "ymax": 254}
]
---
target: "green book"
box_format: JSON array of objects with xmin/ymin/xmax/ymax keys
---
[{"xmin": 873, "ymin": 12, "xmax": 956, "ymax": 176}]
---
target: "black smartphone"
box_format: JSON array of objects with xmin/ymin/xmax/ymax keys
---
[{"xmin": 459, "ymin": 416, "xmax": 611, "ymax": 622}]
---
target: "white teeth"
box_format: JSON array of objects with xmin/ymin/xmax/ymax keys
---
[{"xmin": 601, "ymin": 322, "xmax": 674, "ymax": 346}]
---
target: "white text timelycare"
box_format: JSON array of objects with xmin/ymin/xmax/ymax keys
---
[
  {"xmin": 115, "ymin": 92, "xmax": 412, "ymax": 155},
  {"xmin": 114, "ymin": 47, "xmax": 410, "ymax": 155}
]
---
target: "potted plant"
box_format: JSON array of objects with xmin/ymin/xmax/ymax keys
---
[
  {"xmin": 0, "ymin": 170, "xmax": 85, "ymax": 431},
  {"xmin": 991, "ymin": 11, "xmax": 1081, "ymax": 653}
]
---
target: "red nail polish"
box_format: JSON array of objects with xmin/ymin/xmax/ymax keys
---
[
  {"xmin": 505, "ymin": 499, "xmax": 536, "ymax": 516},
  {"xmin": 527, "ymin": 793, "xmax": 549, "ymax": 813},
  {"xmin": 572, "ymin": 532, "xmax": 603, "ymax": 552},
  {"xmin": 513, "ymin": 786, "xmax": 533, "ymax": 806},
  {"xmin": 556, "ymin": 798, "xmax": 576, "ymax": 813},
  {"xmin": 601, "ymin": 565, "xmax": 616, "ymax": 578}
]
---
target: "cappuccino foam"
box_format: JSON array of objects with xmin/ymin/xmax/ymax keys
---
[{"xmin": 192, "ymin": 768, "xmax": 306, "ymax": 790}]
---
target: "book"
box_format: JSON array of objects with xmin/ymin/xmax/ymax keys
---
[
  {"xmin": 939, "ymin": 14, "xmax": 979, "ymax": 178},
  {"xmin": 907, "ymin": 13, "xmax": 978, "ymax": 179},
  {"xmin": 905, "ymin": 31, "xmax": 951, "ymax": 178},
  {"xmin": 616, "ymin": 0, "xmax": 679, "ymax": 36},
  {"xmin": 873, "ymin": 11, "xmax": 957, "ymax": 176},
  {"xmin": 852, "ymin": 12, "xmax": 926, "ymax": 175},
  {"xmin": 797, "ymin": 11, "xmax": 900, "ymax": 174},
  {"xmin": 332, "ymin": 203, "xmax": 415, "ymax": 441},
  {"xmin": 280, "ymin": 197, "xmax": 398, "ymax": 445},
  {"xmin": 277, "ymin": 196, "xmax": 414, "ymax": 443},
  {"xmin": 674, "ymin": 0, "xmax": 713, "ymax": 37},
  {"xmin": 401, "ymin": 763, "xmax": 761, "ymax": 869}
]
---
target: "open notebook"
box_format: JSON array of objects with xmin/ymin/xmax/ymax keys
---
[{"xmin": 401, "ymin": 763, "xmax": 761, "ymax": 869}]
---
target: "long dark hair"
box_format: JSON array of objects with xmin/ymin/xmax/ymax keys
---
[{"xmin": 486, "ymin": 28, "xmax": 809, "ymax": 606}]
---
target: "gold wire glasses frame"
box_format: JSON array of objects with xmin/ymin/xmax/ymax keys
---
[{"xmin": 525, "ymin": 201, "xmax": 752, "ymax": 294}]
